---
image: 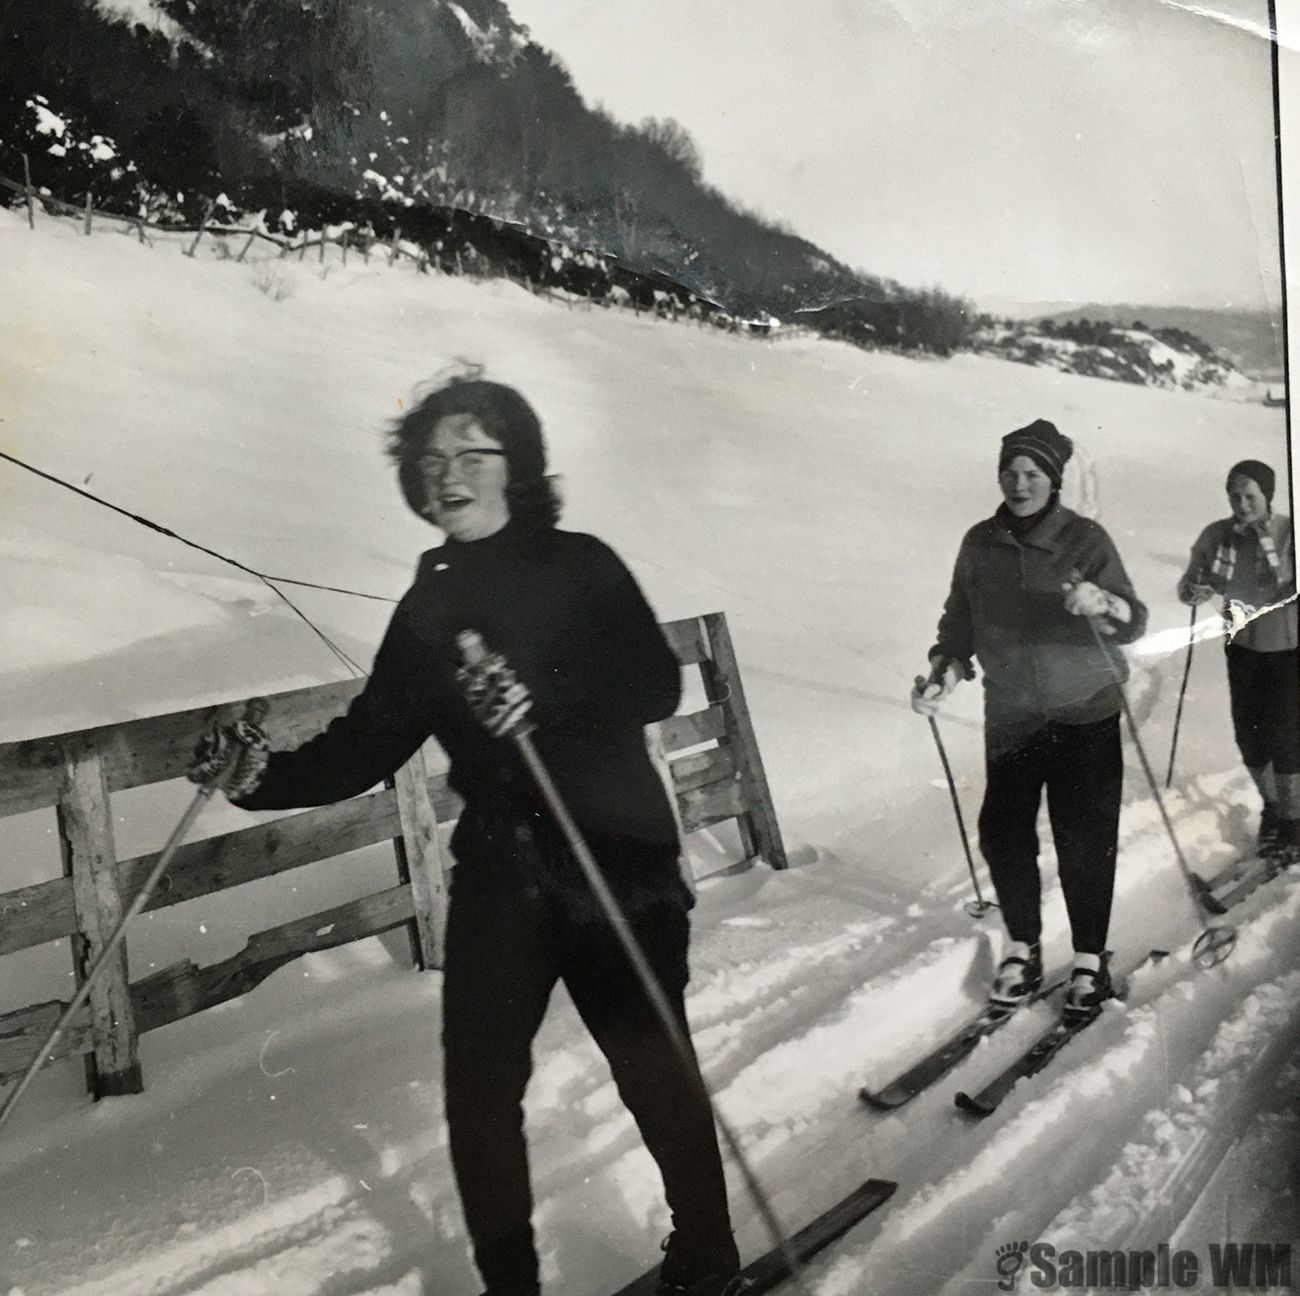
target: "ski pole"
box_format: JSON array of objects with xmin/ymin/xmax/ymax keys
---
[
  {"xmin": 1165, "ymin": 605, "xmax": 1198, "ymax": 789},
  {"xmin": 456, "ymin": 633, "xmax": 813, "ymax": 1296},
  {"xmin": 0, "ymin": 698, "xmax": 268, "ymax": 1140},
  {"xmin": 1079, "ymin": 612, "xmax": 1235, "ymax": 968},
  {"xmin": 918, "ymin": 702, "xmax": 995, "ymax": 918}
]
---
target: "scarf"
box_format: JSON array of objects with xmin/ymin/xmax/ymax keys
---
[{"xmin": 1210, "ymin": 517, "xmax": 1281, "ymax": 587}]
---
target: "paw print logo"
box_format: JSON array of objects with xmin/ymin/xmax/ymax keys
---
[{"xmin": 995, "ymin": 1240, "xmax": 1030, "ymax": 1292}]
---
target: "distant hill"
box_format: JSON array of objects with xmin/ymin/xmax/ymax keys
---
[
  {"xmin": 1035, "ymin": 305, "xmax": 1282, "ymax": 380},
  {"xmin": 972, "ymin": 316, "xmax": 1267, "ymax": 401}
]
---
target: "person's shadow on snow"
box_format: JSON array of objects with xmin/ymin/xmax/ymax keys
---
[{"xmin": 300, "ymin": 1070, "xmax": 475, "ymax": 1296}]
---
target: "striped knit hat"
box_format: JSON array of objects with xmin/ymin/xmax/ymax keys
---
[{"xmin": 999, "ymin": 419, "xmax": 1074, "ymax": 490}]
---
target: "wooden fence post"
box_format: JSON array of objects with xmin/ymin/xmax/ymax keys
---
[
  {"xmin": 298, "ymin": 234, "xmax": 308, "ymax": 262},
  {"xmin": 83, "ymin": 191, "xmax": 93, "ymax": 236},
  {"xmin": 236, "ymin": 229, "xmax": 257, "ymax": 262},
  {"xmin": 702, "ymin": 614, "xmax": 788, "ymax": 869},
  {"xmin": 389, "ymin": 749, "xmax": 448, "ymax": 969},
  {"xmin": 186, "ymin": 200, "xmax": 215, "ymax": 257},
  {"xmin": 21, "ymin": 153, "xmax": 35, "ymax": 229},
  {"xmin": 318, "ymin": 231, "xmax": 326, "ymax": 264},
  {"xmin": 57, "ymin": 742, "xmax": 143, "ymax": 1096}
]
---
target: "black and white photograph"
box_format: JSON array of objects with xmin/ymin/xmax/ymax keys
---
[{"xmin": 0, "ymin": 1, "xmax": 1297, "ymax": 1293}]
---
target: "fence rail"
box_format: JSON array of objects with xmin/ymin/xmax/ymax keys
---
[
  {"xmin": 0, "ymin": 612, "xmax": 785, "ymax": 1099},
  {"xmin": 1, "ymin": 171, "xmax": 428, "ymax": 266}
]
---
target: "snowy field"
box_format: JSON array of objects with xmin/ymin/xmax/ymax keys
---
[{"xmin": 0, "ymin": 210, "xmax": 1297, "ymax": 1295}]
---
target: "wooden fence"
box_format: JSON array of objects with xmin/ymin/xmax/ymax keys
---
[
  {"xmin": 2, "ymin": 171, "xmax": 431, "ymax": 268},
  {"xmin": 0, "ymin": 612, "xmax": 785, "ymax": 1099}
]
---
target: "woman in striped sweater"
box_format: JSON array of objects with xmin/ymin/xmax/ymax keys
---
[{"xmin": 1179, "ymin": 460, "xmax": 1299, "ymax": 861}]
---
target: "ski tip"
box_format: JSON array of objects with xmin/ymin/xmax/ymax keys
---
[
  {"xmin": 1190, "ymin": 874, "xmax": 1230, "ymax": 914},
  {"xmin": 859, "ymin": 1086, "xmax": 909, "ymax": 1111},
  {"xmin": 954, "ymin": 1091, "xmax": 994, "ymax": 1118}
]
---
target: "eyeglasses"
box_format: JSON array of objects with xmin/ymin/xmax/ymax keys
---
[{"xmin": 418, "ymin": 449, "xmax": 508, "ymax": 477}]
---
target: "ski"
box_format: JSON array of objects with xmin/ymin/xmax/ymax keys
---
[
  {"xmin": 609, "ymin": 1178, "xmax": 897, "ymax": 1295},
  {"xmin": 1190, "ymin": 850, "xmax": 1297, "ymax": 914},
  {"xmin": 1189, "ymin": 871, "xmax": 1230, "ymax": 916},
  {"xmin": 953, "ymin": 951, "xmax": 1165, "ymax": 1118},
  {"xmin": 953, "ymin": 1003, "xmax": 1096, "ymax": 1117},
  {"xmin": 1202, "ymin": 853, "xmax": 1259, "ymax": 891},
  {"xmin": 858, "ymin": 975, "xmax": 1067, "ymax": 1110},
  {"xmin": 1211, "ymin": 854, "xmax": 1288, "ymax": 910}
]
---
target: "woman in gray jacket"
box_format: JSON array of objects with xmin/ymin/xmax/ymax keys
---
[{"xmin": 913, "ymin": 420, "xmax": 1148, "ymax": 1020}]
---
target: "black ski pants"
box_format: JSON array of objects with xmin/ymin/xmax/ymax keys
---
[
  {"xmin": 441, "ymin": 865, "xmax": 731, "ymax": 1295},
  {"xmin": 978, "ymin": 713, "xmax": 1122, "ymax": 955},
  {"xmin": 1226, "ymin": 644, "xmax": 1300, "ymax": 775}
]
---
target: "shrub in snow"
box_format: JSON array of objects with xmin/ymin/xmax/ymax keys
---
[{"xmin": 14, "ymin": 95, "xmax": 146, "ymax": 213}]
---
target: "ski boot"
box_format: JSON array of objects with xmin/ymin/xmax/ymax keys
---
[
  {"xmin": 988, "ymin": 941, "xmax": 1043, "ymax": 1013},
  {"xmin": 1267, "ymin": 775, "xmax": 1300, "ymax": 865},
  {"xmin": 657, "ymin": 1230, "xmax": 743, "ymax": 1296},
  {"xmin": 1267, "ymin": 818, "xmax": 1300, "ymax": 868},
  {"xmin": 1257, "ymin": 803, "xmax": 1280, "ymax": 857},
  {"xmin": 1063, "ymin": 953, "xmax": 1113, "ymax": 1022}
]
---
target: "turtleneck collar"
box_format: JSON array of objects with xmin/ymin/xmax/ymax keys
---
[
  {"xmin": 444, "ymin": 516, "xmax": 546, "ymax": 554},
  {"xmin": 996, "ymin": 493, "xmax": 1058, "ymax": 539}
]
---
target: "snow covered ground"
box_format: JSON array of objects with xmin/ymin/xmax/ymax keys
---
[{"xmin": 0, "ymin": 209, "xmax": 1296, "ymax": 1295}]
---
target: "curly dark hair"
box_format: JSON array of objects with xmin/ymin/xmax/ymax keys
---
[{"xmin": 387, "ymin": 371, "xmax": 562, "ymax": 529}]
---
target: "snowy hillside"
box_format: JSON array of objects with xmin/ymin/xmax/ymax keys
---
[
  {"xmin": 0, "ymin": 210, "xmax": 1296, "ymax": 1296},
  {"xmin": 973, "ymin": 317, "xmax": 1265, "ymax": 400}
]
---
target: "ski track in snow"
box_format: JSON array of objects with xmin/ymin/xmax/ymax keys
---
[{"xmin": 0, "ymin": 210, "xmax": 1296, "ymax": 1295}]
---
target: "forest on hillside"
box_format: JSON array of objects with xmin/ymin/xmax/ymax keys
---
[{"xmin": 0, "ymin": 0, "xmax": 971, "ymax": 353}]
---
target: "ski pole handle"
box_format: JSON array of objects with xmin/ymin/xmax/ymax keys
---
[
  {"xmin": 455, "ymin": 631, "xmax": 534, "ymax": 738},
  {"xmin": 187, "ymin": 696, "xmax": 271, "ymax": 792}
]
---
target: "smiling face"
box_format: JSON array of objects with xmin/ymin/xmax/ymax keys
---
[
  {"xmin": 421, "ymin": 414, "xmax": 511, "ymax": 542},
  {"xmin": 999, "ymin": 454, "xmax": 1053, "ymax": 517},
  {"xmin": 1227, "ymin": 474, "xmax": 1269, "ymax": 526}
]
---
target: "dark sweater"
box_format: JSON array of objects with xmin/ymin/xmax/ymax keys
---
[{"xmin": 239, "ymin": 521, "xmax": 687, "ymax": 913}]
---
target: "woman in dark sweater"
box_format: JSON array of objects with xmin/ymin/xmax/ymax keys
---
[
  {"xmin": 206, "ymin": 377, "xmax": 738, "ymax": 1296},
  {"xmin": 912, "ymin": 420, "xmax": 1148, "ymax": 1020}
]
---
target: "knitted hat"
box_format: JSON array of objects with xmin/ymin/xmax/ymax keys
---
[
  {"xmin": 1226, "ymin": 459, "xmax": 1275, "ymax": 504},
  {"xmin": 998, "ymin": 419, "xmax": 1074, "ymax": 490}
]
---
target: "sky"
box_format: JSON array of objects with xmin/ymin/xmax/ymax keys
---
[
  {"xmin": 504, "ymin": 0, "xmax": 1284, "ymax": 312},
  {"xmin": 96, "ymin": 0, "xmax": 1285, "ymax": 313}
]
